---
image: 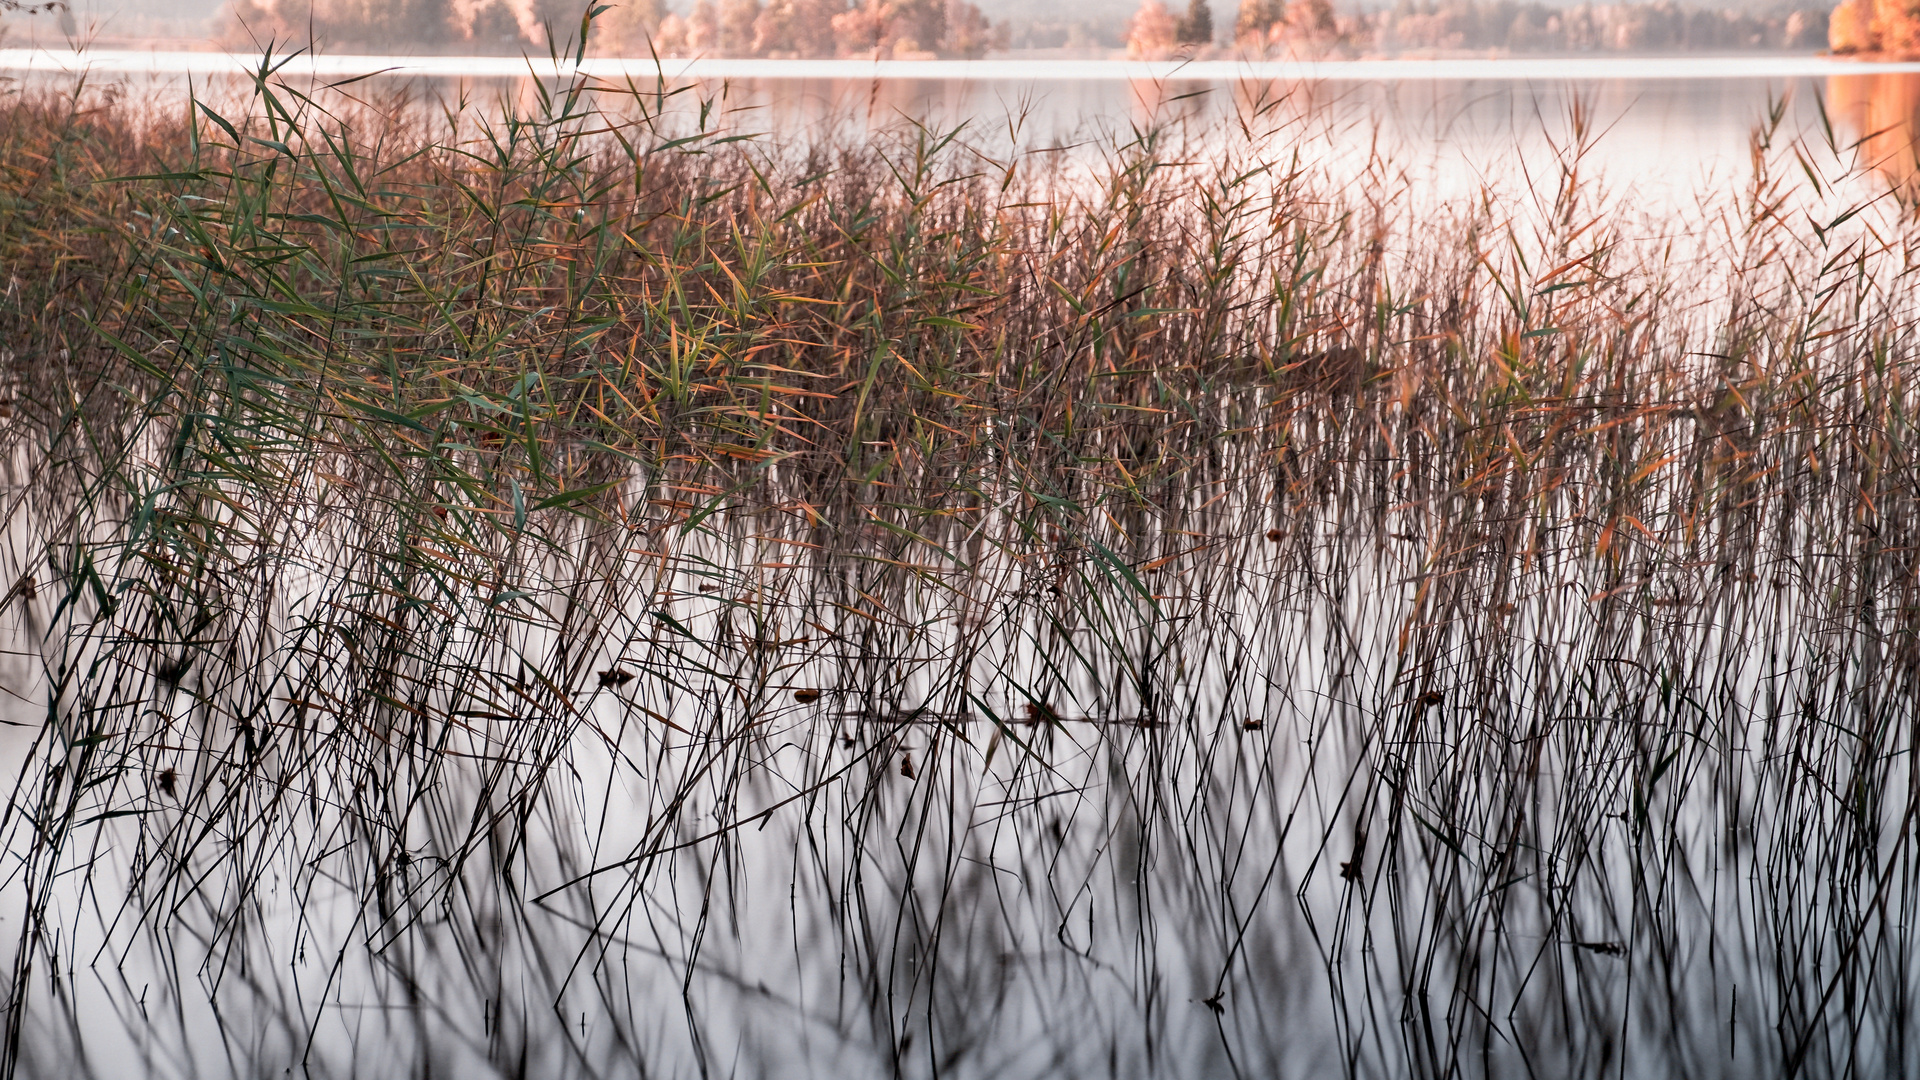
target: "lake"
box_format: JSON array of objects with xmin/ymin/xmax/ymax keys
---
[{"xmin": 6, "ymin": 50, "xmax": 1920, "ymax": 197}]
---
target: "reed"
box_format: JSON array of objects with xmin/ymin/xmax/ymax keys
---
[{"xmin": 0, "ymin": 47, "xmax": 1914, "ymax": 1078}]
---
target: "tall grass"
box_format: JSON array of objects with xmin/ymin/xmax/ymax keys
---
[{"xmin": 0, "ymin": 49, "xmax": 1915, "ymax": 1078}]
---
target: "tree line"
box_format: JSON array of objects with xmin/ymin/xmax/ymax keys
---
[
  {"xmin": 1130, "ymin": 0, "xmax": 1829, "ymax": 56},
  {"xmin": 218, "ymin": 0, "xmax": 1839, "ymax": 59},
  {"xmin": 225, "ymin": 0, "xmax": 1005, "ymax": 57}
]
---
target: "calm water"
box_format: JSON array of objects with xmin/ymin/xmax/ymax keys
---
[
  {"xmin": 5, "ymin": 493, "xmax": 1908, "ymax": 1079},
  {"xmin": 5, "ymin": 51, "xmax": 1920, "ymax": 201}
]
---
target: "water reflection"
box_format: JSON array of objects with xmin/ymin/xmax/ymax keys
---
[{"xmin": 1830, "ymin": 72, "xmax": 1920, "ymax": 194}]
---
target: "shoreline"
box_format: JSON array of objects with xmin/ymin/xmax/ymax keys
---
[{"xmin": 6, "ymin": 48, "xmax": 1920, "ymax": 81}]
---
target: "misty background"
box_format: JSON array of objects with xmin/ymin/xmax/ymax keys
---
[{"xmin": 0, "ymin": 0, "xmax": 1838, "ymax": 55}]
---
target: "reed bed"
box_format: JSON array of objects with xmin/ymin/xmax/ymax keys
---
[{"xmin": 0, "ymin": 49, "xmax": 1915, "ymax": 1078}]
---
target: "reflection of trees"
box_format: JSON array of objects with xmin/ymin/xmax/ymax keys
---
[{"xmin": 1829, "ymin": 73, "xmax": 1920, "ymax": 194}]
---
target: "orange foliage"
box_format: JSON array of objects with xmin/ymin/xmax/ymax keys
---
[{"xmin": 1829, "ymin": 73, "xmax": 1920, "ymax": 192}]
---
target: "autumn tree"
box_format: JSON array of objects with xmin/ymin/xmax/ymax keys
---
[
  {"xmin": 651, "ymin": 11, "xmax": 690, "ymax": 51},
  {"xmin": 1177, "ymin": 0, "xmax": 1213, "ymax": 44},
  {"xmin": 823, "ymin": 0, "xmax": 985, "ymax": 57},
  {"xmin": 1829, "ymin": 0, "xmax": 1873, "ymax": 50},
  {"xmin": 1831, "ymin": 0, "xmax": 1920, "ymax": 52},
  {"xmin": 686, "ymin": 0, "xmax": 719, "ymax": 49},
  {"xmin": 717, "ymin": 0, "xmax": 762, "ymax": 52},
  {"xmin": 754, "ymin": 0, "xmax": 845, "ymax": 56},
  {"xmin": 830, "ymin": 0, "xmax": 885, "ymax": 55},
  {"xmin": 225, "ymin": 0, "xmax": 471, "ymax": 50},
  {"xmin": 1872, "ymin": 0, "xmax": 1920, "ymax": 51},
  {"xmin": 1127, "ymin": 0, "xmax": 1178, "ymax": 56},
  {"xmin": 943, "ymin": 0, "xmax": 995, "ymax": 56},
  {"xmin": 597, "ymin": 0, "xmax": 666, "ymax": 53},
  {"xmin": 335, "ymin": 0, "xmax": 462, "ymax": 48},
  {"xmin": 888, "ymin": 0, "xmax": 946, "ymax": 55},
  {"xmin": 1234, "ymin": 0, "xmax": 1286, "ymax": 43},
  {"xmin": 1278, "ymin": 0, "xmax": 1338, "ymax": 46}
]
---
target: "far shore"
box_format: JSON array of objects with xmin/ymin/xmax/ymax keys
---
[{"xmin": 5, "ymin": 47, "xmax": 1920, "ymax": 82}]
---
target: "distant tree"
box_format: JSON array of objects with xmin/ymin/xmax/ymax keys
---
[
  {"xmin": 1872, "ymin": 0, "xmax": 1920, "ymax": 52},
  {"xmin": 599, "ymin": 0, "xmax": 666, "ymax": 53},
  {"xmin": 316, "ymin": 0, "xmax": 458, "ymax": 48},
  {"xmin": 719, "ymin": 0, "xmax": 763, "ymax": 52},
  {"xmin": 653, "ymin": 10, "xmax": 690, "ymax": 51},
  {"xmin": 829, "ymin": 0, "xmax": 884, "ymax": 54},
  {"xmin": 1234, "ymin": 0, "xmax": 1285, "ymax": 43},
  {"xmin": 1177, "ymin": 0, "xmax": 1213, "ymax": 44},
  {"xmin": 889, "ymin": 0, "xmax": 947, "ymax": 55},
  {"xmin": 222, "ymin": 0, "xmax": 285, "ymax": 49},
  {"xmin": 686, "ymin": 0, "xmax": 719, "ymax": 50},
  {"xmin": 530, "ymin": 0, "xmax": 584, "ymax": 48},
  {"xmin": 1782, "ymin": 8, "xmax": 1825, "ymax": 48},
  {"xmin": 942, "ymin": 0, "xmax": 994, "ymax": 56},
  {"xmin": 752, "ymin": 0, "xmax": 848, "ymax": 56},
  {"xmin": 1279, "ymin": 0, "xmax": 1337, "ymax": 45},
  {"xmin": 1608, "ymin": 8, "xmax": 1647, "ymax": 49},
  {"xmin": 1127, "ymin": 0, "xmax": 1179, "ymax": 56},
  {"xmin": 797, "ymin": 0, "xmax": 847, "ymax": 55},
  {"xmin": 1345, "ymin": 0, "xmax": 1828, "ymax": 55},
  {"xmin": 751, "ymin": 0, "xmax": 796, "ymax": 54},
  {"xmin": 469, "ymin": 0, "xmax": 531, "ymax": 50},
  {"xmin": 404, "ymin": 0, "xmax": 461, "ymax": 43}
]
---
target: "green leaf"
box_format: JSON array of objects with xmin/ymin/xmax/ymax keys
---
[
  {"xmin": 197, "ymin": 102, "xmax": 241, "ymax": 144},
  {"xmin": 342, "ymin": 398, "xmax": 431, "ymax": 433},
  {"xmin": 650, "ymin": 609, "xmax": 698, "ymax": 641},
  {"xmin": 532, "ymin": 480, "xmax": 621, "ymax": 512}
]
